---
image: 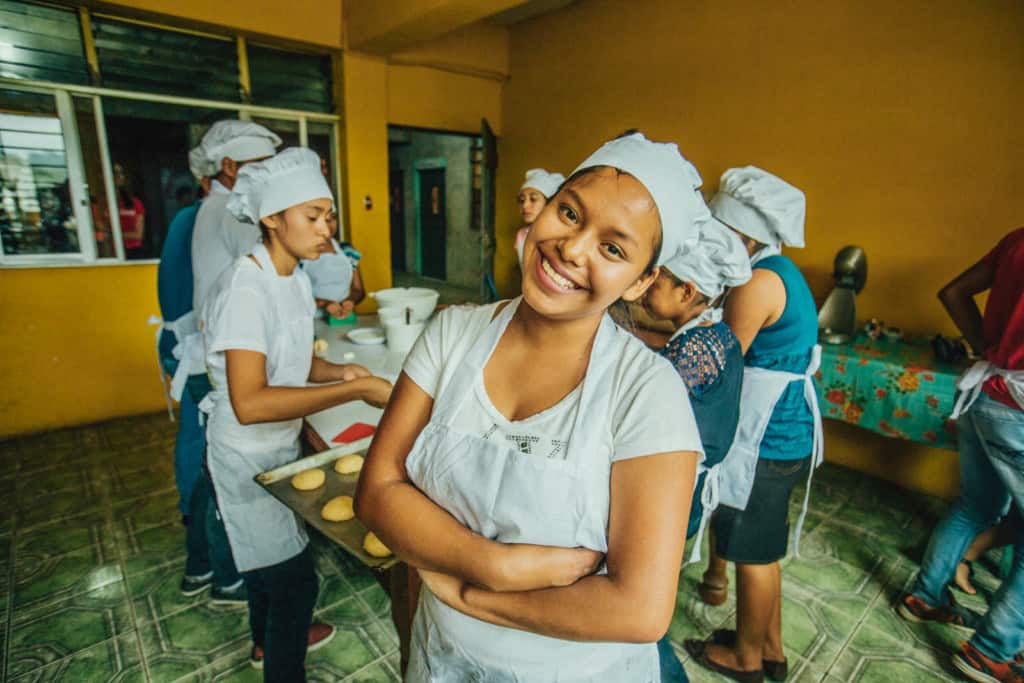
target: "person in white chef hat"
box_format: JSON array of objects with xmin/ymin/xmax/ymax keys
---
[
  {"xmin": 641, "ymin": 214, "xmax": 752, "ymax": 682},
  {"xmin": 200, "ymin": 147, "xmax": 393, "ymax": 681},
  {"xmin": 190, "ymin": 120, "xmax": 282, "ymax": 315},
  {"xmin": 357, "ymin": 131, "xmax": 707, "ymax": 681},
  {"xmin": 514, "ymin": 168, "xmax": 565, "ymax": 265},
  {"xmin": 686, "ymin": 166, "xmax": 821, "ymax": 683}
]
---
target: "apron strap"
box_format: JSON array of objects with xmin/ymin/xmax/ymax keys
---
[
  {"xmin": 792, "ymin": 344, "xmax": 824, "ymax": 558},
  {"xmin": 686, "ymin": 463, "xmax": 720, "ymax": 565},
  {"xmin": 951, "ymin": 360, "xmax": 995, "ymax": 420}
]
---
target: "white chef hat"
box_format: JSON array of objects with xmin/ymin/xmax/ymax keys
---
[
  {"xmin": 662, "ymin": 217, "xmax": 753, "ymax": 301},
  {"xmin": 572, "ymin": 132, "xmax": 709, "ymax": 266},
  {"xmin": 227, "ymin": 147, "xmax": 333, "ymax": 224},
  {"xmin": 188, "ymin": 120, "xmax": 282, "ymax": 180},
  {"xmin": 709, "ymin": 166, "xmax": 806, "ymax": 248},
  {"xmin": 520, "ymin": 168, "xmax": 565, "ymax": 199}
]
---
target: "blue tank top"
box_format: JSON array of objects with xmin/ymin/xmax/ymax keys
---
[{"xmin": 746, "ymin": 255, "xmax": 818, "ymax": 460}]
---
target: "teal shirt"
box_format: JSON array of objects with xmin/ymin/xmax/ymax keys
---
[{"xmin": 746, "ymin": 255, "xmax": 818, "ymax": 460}]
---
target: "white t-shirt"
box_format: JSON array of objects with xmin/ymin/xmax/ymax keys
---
[
  {"xmin": 192, "ymin": 186, "xmax": 261, "ymax": 315},
  {"xmin": 403, "ymin": 302, "xmax": 703, "ymax": 464}
]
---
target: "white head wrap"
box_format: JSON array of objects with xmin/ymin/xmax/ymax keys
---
[
  {"xmin": 188, "ymin": 120, "xmax": 282, "ymax": 180},
  {"xmin": 572, "ymin": 132, "xmax": 709, "ymax": 266},
  {"xmin": 663, "ymin": 217, "xmax": 753, "ymax": 300},
  {"xmin": 227, "ymin": 147, "xmax": 333, "ymax": 224},
  {"xmin": 709, "ymin": 166, "xmax": 806, "ymax": 249},
  {"xmin": 520, "ymin": 168, "xmax": 565, "ymax": 199}
]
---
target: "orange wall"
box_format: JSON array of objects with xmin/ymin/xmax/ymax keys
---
[
  {"xmin": 0, "ymin": 265, "xmax": 166, "ymax": 438},
  {"xmin": 96, "ymin": 0, "xmax": 344, "ymax": 47},
  {"xmin": 497, "ymin": 0, "xmax": 1024, "ymax": 497}
]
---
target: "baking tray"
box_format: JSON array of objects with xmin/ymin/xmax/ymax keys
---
[{"xmin": 254, "ymin": 436, "xmax": 398, "ymax": 570}]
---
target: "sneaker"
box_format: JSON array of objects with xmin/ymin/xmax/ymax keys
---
[
  {"xmin": 179, "ymin": 572, "xmax": 213, "ymax": 597},
  {"xmin": 952, "ymin": 641, "xmax": 1024, "ymax": 683},
  {"xmin": 307, "ymin": 622, "xmax": 336, "ymax": 652},
  {"xmin": 210, "ymin": 581, "xmax": 248, "ymax": 606},
  {"xmin": 249, "ymin": 623, "xmax": 336, "ymax": 670},
  {"xmin": 896, "ymin": 592, "xmax": 981, "ymax": 631}
]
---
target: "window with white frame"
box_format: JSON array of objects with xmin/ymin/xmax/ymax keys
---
[{"xmin": 0, "ymin": 0, "xmax": 340, "ymax": 267}]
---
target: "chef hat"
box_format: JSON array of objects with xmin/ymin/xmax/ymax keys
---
[
  {"xmin": 188, "ymin": 120, "xmax": 282, "ymax": 180},
  {"xmin": 662, "ymin": 217, "xmax": 753, "ymax": 301},
  {"xmin": 709, "ymin": 166, "xmax": 806, "ymax": 248},
  {"xmin": 227, "ymin": 147, "xmax": 333, "ymax": 224},
  {"xmin": 572, "ymin": 132, "xmax": 709, "ymax": 266},
  {"xmin": 520, "ymin": 168, "xmax": 566, "ymax": 199}
]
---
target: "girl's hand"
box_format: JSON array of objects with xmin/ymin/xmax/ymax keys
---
[
  {"xmin": 357, "ymin": 377, "xmax": 393, "ymax": 408},
  {"xmin": 491, "ymin": 544, "xmax": 604, "ymax": 592},
  {"xmin": 338, "ymin": 299, "xmax": 356, "ymax": 318},
  {"xmin": 417, "ymin": 568, "xmax": 467, "ymax": 610},
  {"xmin": 338, "ymin": 364, "xmax": 372, "ymax": 382},
  {"xmin": 325, "ymin": 301, "xmax": 346, "ymax": 319}
]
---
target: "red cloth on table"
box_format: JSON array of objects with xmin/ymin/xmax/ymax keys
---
[
  {"xmin": 332, "ymin": 422, "xmax": 376, "ymax": 444},
  {"xmin": 981, "ymin": 226, "xmax": 1024, "ymax": 410}
]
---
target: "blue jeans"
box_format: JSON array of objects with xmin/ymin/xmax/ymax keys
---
[
  {"xmin": 184, "ymin": 474, "xmax": 242, "ymax": 588},
  {"xmin": 657, "ymin": 636, "xmax": 689, "ymax": 682},
  {"xmin": 911, "ymin": 393, "xmax": 1024, "ymax": 662},
  {"xmin": 174, "ymin": 386, "xmax": 206, "ymax": 515}
]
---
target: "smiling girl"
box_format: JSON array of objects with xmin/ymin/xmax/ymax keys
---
[
  {"xmin": 200, "ymin": 148, "xmax": 392, "ymax": 682},
  {"xmin": 357, "ymin": 132, "xmax": 707, "ymax": 681}
]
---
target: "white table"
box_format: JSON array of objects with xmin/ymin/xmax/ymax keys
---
[{"xmin": 303, "ymin": 315, "xmax": 411, "ymax": 450}]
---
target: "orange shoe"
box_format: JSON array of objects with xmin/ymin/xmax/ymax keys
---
[
  {"xmin": 952, "ymin": 641, "xmax": 1024, "ymax": 683},
  {"xmin": 249, "ymin": 622, "xmax": 337, "ymax": 670}
]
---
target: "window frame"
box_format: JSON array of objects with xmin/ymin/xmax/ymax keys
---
[{"xmin": 0, "ymin": 75, "xmax": 340, "ymax": 268}]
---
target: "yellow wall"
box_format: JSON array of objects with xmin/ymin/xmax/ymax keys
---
[
  {"xmin": 497, "ymin": 0, "xmax": 1024, "ymax": 497},
  {"xmin": 0, "ymin": 265, "xmax": 165, "ymax": 438},
  {"xmin": 95, "ymin": 0, "xmax": 344, "ymax": 47}
]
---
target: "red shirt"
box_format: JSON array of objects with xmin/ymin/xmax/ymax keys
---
[
  {"xmin": 119, "ymin": 196, "xmax": 145, "ymax": 250},
  {"xmin": 981, "ymin": 227, "xmax": 1024, "ymax": 410}
]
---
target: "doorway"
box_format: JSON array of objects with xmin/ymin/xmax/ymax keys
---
[{"xmin": 387, "ymin": 123, "xmax": 495, "ymax": 303}]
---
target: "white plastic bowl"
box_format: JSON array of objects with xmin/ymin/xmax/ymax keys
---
[
  {"xmin": 371, "ymin": 288, "xmax": 439, "ymax": 321},
  {"xmin": 378, "ymin": 305, "xmax": 429, "ymax": 325},
  {"xmin": 383, "ymin": 320, "xmax": 426, "ymax": 354}
]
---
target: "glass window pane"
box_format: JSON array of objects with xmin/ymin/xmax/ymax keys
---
[
  {"xmin": 251, "ymin": 116, "xmax": 299, "ymax": 149},
  {"xmin": 92, "ymin": 17, "xmax": 240, "ymax": 102},
  {"xmin": 0, "ymin": 88, "xmax": 79, "ymax": 256},
  {"xmin": 72, "ymin": 96, "xmax": 117, "ymax": 257},
  {"xmin": 101, "ymin": 97, "xmax": 223, "ymax": 260},
  {"xmin": 308, "ymin": 120, "xmax": 336, "ymax": 190},
  {"xmin": 0, "ymin": 0, "xmax": 90, "ymax": 85},
  {"xmin": 248, "ymin": 44, "xmax": 333, "ymax": 113}
]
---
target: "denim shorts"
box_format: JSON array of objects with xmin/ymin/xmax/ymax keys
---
[{"xmin": 713, "ymin": 456, "xmax": 811, "ymax": 564}]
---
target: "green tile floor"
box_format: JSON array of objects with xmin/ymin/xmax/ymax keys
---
[{"xmin": 0, "ymin": 413, "xmax": 1004, "ymax": 681}]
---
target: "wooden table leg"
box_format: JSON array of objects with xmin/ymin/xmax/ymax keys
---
[{"xmin": 375, "ymin": 562, "xmax": 420, "ymax": 675}]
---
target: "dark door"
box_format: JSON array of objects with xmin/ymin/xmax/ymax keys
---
[
  {"xmin": 479, "ymin": 118, "xmax": 498, "ymax": 301},
  {"xmin": 389, "ymin": 169, "xmax": 406, "ymax": 271},
  {"xmin": 418, "ymin": 167, "xmax": 446, "ymax": 279}
]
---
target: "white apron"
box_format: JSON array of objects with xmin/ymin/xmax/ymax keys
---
[
  {"xmin": 950, "ymin": 360, "xmax": 1024, "ymax": 419},
  {"xmin": 204, "ymin": 244, "xmax": 315, "ymax": 572},
  {"xmin": 717, "ymin": 345, "xmax": 824, "ymax": 557},
  {"xmin": 405, "ymin": 298, "xmax": 660, "ymax": 682},
  {"xmin": 148, "ymin": 310, "xmax": 206, "ymax": 418}
]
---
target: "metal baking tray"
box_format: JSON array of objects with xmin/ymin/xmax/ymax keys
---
[{"xmin": 254, "ymin": 436, "xmax": 398, "ymax": 570}]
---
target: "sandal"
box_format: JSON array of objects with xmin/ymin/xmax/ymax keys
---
[
  {"xmin": 684, "ymin": 638, "xmax": 765, "ymax": 683},
  {"xmin": 698, "ymin": 572, "xmax": 729, "ymax": 606},
  {"xmin": 711, "ymin": 629, "xmax": 789, "ymax": 681}
]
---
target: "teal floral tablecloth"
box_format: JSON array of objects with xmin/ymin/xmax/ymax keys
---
[{"xmin": 815, "ymin": 333, "xmax": 967, "ymax": 450}]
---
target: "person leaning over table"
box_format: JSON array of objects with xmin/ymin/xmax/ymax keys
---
[
  {"xmin": 199, "ymin": 148, "xmax": 393, "ymax": 682},
  {"xmin": 897, "ymin": 227, "xmax": 1024, "ymax": 683},
  {"xmin": 299, "ymin": 210, "xmax": 365, "ymax": 321},
  {"xmin": 686, "ymin": 166, "xmax": 821, "ymax": 683},
  {"xmin": 640, "ymin": 214, "xmax": 752, "ymax": 683},
  {"xmin": 356, "ymin": 131, "xmax": 707, "ymax": 682}
]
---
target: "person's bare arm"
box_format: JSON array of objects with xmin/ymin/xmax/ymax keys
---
[
  {"xmin": 348, "ymin": 267, "xmax": 365, "ymax": 305},
  {"xmin": 420, "ymin": 450, "xmax": 697, "ymax": 642},
  {"xmin": 723, "ymin": 269, "xmax": 786, "ymax": 353},
  {"xmin": 355, "ymin": 372, "xmax": 602, "ymax": 592},
  {"xmin": 937, "ymin": 259, "xmax": 994, "ymax": 354},
  {"xmin": 226, "ymin": 349, "xmax": 391, "ymax": 424},
  {"xmin": 308, "ymin": 357, "xmax": 372, "ymax": 384}
]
